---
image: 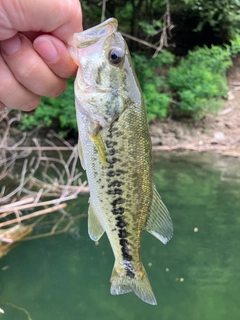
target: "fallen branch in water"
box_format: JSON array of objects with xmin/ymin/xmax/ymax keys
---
[
  {"xmin": 24, "ymin": 212, "xmax": 87, "ymax": 241},
  {"xmin": 0, "ymin": 195, "xmax": 84, "ymax": 214},
  {"xmin": 0, "ymin": 203, "xmax": 67, "ymax": 228},
  {"xmin": 0, "ymin": 109, "xmax": 88, "ymax": 254}
]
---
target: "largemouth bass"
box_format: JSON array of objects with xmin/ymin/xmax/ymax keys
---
[{"xmin": 68, "ymin": 18, "xmax": 173, "ymax": 305}]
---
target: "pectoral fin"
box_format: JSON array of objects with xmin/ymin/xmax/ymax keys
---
[
  {"xmin": 89, "ymin": 132, "xmax": 107, "ymax": 167},
  {"xmin": 145, "ymin": 185, "xmax": 173, "ymax": 244},
  {"xmin": 88, "ymin": 200, "xmax": 105, "ymax": 241},
  {"xmin": 78, "ymin": 139, "xmax": 85, "ymax": 170}
]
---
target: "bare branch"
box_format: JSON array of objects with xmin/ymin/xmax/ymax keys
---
[
  {"xmin": 0, "ymin": 204, "xmax": 67, "ymax": 228},
  {"xmin": 0, "ymin": 108, "xmax": 88, "ymax": 251},
  {"xmin": 153, "ymin": 0, "xmax": 175, "ymax": 57},
  {"xmin": 121, "ymin": 32, "xmax": 159, "ymax": 50},
  {"xmin": 101, "ymin": 0, "xmax": 107, "ymax": 23}
]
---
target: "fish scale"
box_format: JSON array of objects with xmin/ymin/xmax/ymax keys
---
[{"xmin": 68, "ymin": 18, "xmax": 173, "ymax": 305}]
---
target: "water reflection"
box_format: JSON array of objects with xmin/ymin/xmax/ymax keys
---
[{"xmin": 0, "ymin": 152, "xmax": 240, "ymax": 320}]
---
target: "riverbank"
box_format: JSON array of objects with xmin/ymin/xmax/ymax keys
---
[{"xmin": 149, "ymin": 66, "xmax": 240, "ymax": 155}]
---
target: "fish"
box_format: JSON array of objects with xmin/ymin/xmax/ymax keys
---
[{"xmin": 67, "ymin": 18, "xmax": 173, "ymax": 305}]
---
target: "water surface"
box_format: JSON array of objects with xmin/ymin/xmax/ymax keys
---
[{"xmin": 0, "ymin": 152, "xmax": 240, "ymax": 320}]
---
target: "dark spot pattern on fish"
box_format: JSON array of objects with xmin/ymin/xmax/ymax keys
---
[
  {"xmin": 111, "ymin": 197, "xmax": 125, "ymax": 207},
  {"xmin": 105, "ymin": 140, "xmax": 117, "ymax": 148},
  {"xmin": 106, "ymin": 156, "xmax": 120, "ymax": 169},
  {"xmin": 107, "ymin": 188, "xmax": 123, "ymax": 195},
  {"xmin": 107, "ymin": 157, "xmax": 119, "ymax": 165},
  {"xmin": 115, "ymin": 215, "xmax": 127, "ymax": 228},
  {"xmin": 112, "ymin": 207, "xmax": 125, "ymax": 215},
  {"xmin": 120, "ymin": 239, "xmax": 132, "ymax": 261},
  {"xmin": 104, "ymin": 124, "xmax": 134, "ymax": 269},
  {"xmin": 124, "ymin": 260, "xmax": 135, "ymax": 278},
  {"xmin": 126, "ymin": 269, "xmax": 135, "ymax": 279},
  {"xmin": 123, "ymin": 251, "xmax": 132, "ymax": 262},
  {"xmin": 108, "ymin": 180, "xmax": 124, "ymax": 188},
  {"xmin": 114, "ymin": 130, "xmax": 124, "ymax": 138},
  {"xmin": 106, "ymin": 129, "xmax": 113, "ymax": 139},
  {"xmin": 118, "ymin": 228, "xmax": 129, "ymax": 238},
  {"xmin": 107, "ymin": 170, "xmax": 115, "ymax": 177},
  {"xmin": 108, "ymin": 148, "xmax": 116, "ymax": 156},
  {"xmin": 110, "ymin": 126, "xmax": 118, "ymax": 132},
  {"xmin": 116, "ymin": 169, "xmax": 126, "ymax": 175},
  {"xmin": 107, "ymin": 169, "xmax": 126, "ymax": 177},
  {"xmin": 120, "ymin": 238, "xmax": 128, "ymax": 248}
]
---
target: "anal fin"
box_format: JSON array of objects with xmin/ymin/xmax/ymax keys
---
[
  {"xmin": 144, "ymin": 185, "xmax": 173, "ymax": 244},
  {"xmin": 88, "ymin": 200, "xmax": 105, "ymax": 241}
]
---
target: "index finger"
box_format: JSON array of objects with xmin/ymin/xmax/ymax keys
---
[{"xmin": 0, "ymin": 0, "xmax": 82, "ymax": 41}]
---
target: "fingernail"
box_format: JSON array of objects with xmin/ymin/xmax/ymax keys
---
[
  {"xmin": 1, "ymin": 34, "xmax": 21, "ymax": 55},
  {"xmin": 34, "ymin": 38, "xmax": 59, "ymax": 63}
]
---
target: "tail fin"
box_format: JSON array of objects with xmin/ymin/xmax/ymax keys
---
[{"xmin": 110, "ymin": 264, "xmax": 157, "ymax": 305}]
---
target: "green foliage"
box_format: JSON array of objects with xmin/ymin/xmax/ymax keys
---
[
  {"xmin": 20, "ymin": 79, "xmax": 77, "ymax": 135},
  {"xmin": 138, "ymin": 20, "xmax": 163, "ymax": 37},
  {"xmin": 80, "ymin": 1, "xmax": 102, "ymax": 28},
  {"xmin": 229, "ymin": 34, "xmax": 240, "ymax": 57},
  {"xmin": 132, "ymin": 51, "xmax": 175, "ymax": 121},
  {"xmin": 168, "ymin": 45, "xmax": 232, "ymax": 118},
  {"xmin": 82, "ymin": 0, "xmax": 240, "ymax": 53},
  {"xmin": 181, "ymin": 0, "xmax": 240, "ymax": 36}
]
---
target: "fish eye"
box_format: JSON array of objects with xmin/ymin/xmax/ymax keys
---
[{"xmin": 108, "ymin": 48, "xmax": 124, "ymax": 65}]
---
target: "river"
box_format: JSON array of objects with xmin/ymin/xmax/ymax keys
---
[{"xmin": 0, "ymin": 152, "xmax": 240, "ymax": 320}]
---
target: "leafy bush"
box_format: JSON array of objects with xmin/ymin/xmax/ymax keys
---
[
  {"xmin": 168, "ymin": 45, "xmax": 232, "ymax": 118},
  {"xmin": 229, "ymin": 34, "xmax": 240, "ymax": 57},
  {"xmin": 132, "ymin": 51, "xmax": 174, "ymax": 120},
  {"xmin": 185, "ymin": 0, "xmax": 240, "ymax": 38},
  {"xmin": 20, "ymin": 79, "xmax": 77, "ymax": 135},
  {"xmin": 170, "ymin": 0, "xmax": 240, "ymax": 51}
]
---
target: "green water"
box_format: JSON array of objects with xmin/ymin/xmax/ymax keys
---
[{"xmin": 0, "ymin": 152, "xmax": 240, "ymax": 320}]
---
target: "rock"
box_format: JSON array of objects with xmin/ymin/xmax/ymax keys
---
[
  {"xmin": 214, "ymin": 132, "xmax": 225, "ymax": 140},
  {"xmin": 151, "ymin": 136, "xmax": 163, "ymax": 146}
]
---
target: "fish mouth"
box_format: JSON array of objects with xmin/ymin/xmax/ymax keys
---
[{"xmin": 68, "ymin": 18, "xmax": 118, "ymax": 49}]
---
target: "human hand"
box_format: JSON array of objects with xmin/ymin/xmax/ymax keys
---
[{"xmin": 0, "ymin": 0, "xmax": 82, "ymax": 111}]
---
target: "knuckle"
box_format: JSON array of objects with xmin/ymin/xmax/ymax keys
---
[
  {"xmin": 15, "ymin": 58, "xmax": 41, "ymax": 82},
  {"xmin": 0, "ymin": 74, "xmax": 15, "ymax": 96}
]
